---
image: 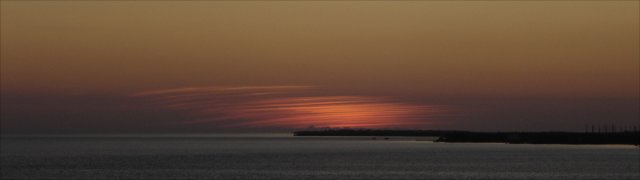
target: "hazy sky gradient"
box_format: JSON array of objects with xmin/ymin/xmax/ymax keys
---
[{"xmin": 1, "ymin": 1, "xmax": 638, "ymax": 133}]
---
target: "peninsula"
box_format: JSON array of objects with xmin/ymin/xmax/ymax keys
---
[{"xmin": 293, "ymin": 129, "xmax": 640, "ymax": 145}]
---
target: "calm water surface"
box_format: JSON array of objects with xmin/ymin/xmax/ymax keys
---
[{"xmin": 1, "ymin": 134, "xmax": 638, "ymax": 180}]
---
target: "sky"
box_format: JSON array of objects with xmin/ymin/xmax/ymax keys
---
[{"xmin": 1, "ymin": 1, "xmax": 638, "ymax": 134}]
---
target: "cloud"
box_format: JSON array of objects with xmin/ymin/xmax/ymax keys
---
[
  {"xmin": 133, "ymin": 86, "xmax": 448, "ymax": 130},
  {"xmin": 131, "ymin": 85, "xmax": 313, "ymax": 97}
]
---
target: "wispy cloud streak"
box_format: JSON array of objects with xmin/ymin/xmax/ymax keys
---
[{"xmin": 133, "ymin": 86, "xmax": 447, "ymax": 129}]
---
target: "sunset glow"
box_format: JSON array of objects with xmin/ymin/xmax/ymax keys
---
[
  {"xmin": 229, "ymin": 96, "xmax": 445, "ymax": 128},
  {"xmin": 135, "ymin": 87, "xmax": 447, "ymax": 129}
]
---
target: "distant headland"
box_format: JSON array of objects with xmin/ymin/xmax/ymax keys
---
[{"xmin": 293, "ymin": 129, "xmax": 640, "ymax": 145}]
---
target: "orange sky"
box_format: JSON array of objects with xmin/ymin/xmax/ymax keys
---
[
  {"xmin": 2, "ymin": 1, "xmax": 638, "ymax": 97},
  {"xmin": 1, "ymin": 1, "xmax": 638, "ymax": 133}
]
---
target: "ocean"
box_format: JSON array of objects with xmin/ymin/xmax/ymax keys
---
[{"xmin": 1, "ymin": 134, "xmax": 638, "ymax": 180}]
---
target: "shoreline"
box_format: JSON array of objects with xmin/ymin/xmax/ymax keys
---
[{"xmin": 293, "ymin": 129, "xmax": 640, "ymax": 145}]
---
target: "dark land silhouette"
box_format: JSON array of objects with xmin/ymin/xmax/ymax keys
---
[{"xmin": 293, "ymin": 129, "xmax": 640, "ymax": 145}]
